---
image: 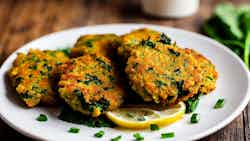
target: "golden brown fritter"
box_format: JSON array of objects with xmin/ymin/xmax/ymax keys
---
[
  {"xmin": 70, "ymin": 34, "xmax": 121, "ymax": 59},
  {"xmin": 8, "ymin": 49, "xmax": 70, "ymax": 107},
  {"xmin": 117, "ymin": 28, "xmax": 159, "ymax": 60},
  {"xmin": 58, "ymin": 55, "xmax": 125, "ymax": 117},
  {"xmin": 185, "ymin": 48, "xmax": 218, "ymax": 94},
  {"xmin": 117, "ymin": 28, "xmax": 172, "ymax": 62},
  {"xmin": 125, "ymin": 44, "xmax": 202, "ymax": 105}
]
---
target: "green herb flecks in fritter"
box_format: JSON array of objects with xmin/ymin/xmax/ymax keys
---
[
  {"xmin": 58, "ymin": 55, "xmax": 125, "ymax": 117},
  {"xmin": 8, "ymin": 49, "xmax": 69, "ymax": 107}
]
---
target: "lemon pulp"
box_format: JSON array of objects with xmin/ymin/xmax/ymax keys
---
[{"xmin": 106, "ymin": 102, "xmax": 186, "ymax": 129}]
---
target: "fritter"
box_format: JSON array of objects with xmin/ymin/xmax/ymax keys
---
[
  {"xmin": 117, "ymin": 28, "xmax": 172, "ymax": 62},
  {"xmin": 58, "ymin": 55, "xmax": 125, "ymax": 117},
  {"xmin": 8, "ymin": 49, "xmax": 70, "ymax": 107},
  {"xmin": 70, "ymin": 34, "xmax": 121, "ymax": 59},
  {"xmin": 125, "ymin": 44, "xmax": 202, "ymax": 105},
  {"xmin": 185, "ymin": 49, "xmax": 218, "ymax": 94}
]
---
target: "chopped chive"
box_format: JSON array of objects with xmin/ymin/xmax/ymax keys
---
[
  {"xmin": 68, "ymin": 127, "xmax": 80, "ymax": 133},
  {"xmin": 133, "ymin": 133, "xmax": 144, "ymax": 141},
  {"xmin": 36, "ymin": 114, "xmax": 47, "ymax": 122},
  {"xmin": 94, "ymin": 130, "xmax": 104, "ymax": 138},
  {"xmin": 161, "ymin": 132, "xmax": 175, "ymax": 138},
  {"xmin": 190, "ymin": 113, "xmax": 200, "ymax": 124},
  {"xmin": 150, "ymin": 124, "xmax": 160, "ymax": 131},
  {"xmin": 214, "ymin": 99, "xmax": 225, "ymax": 109},
  {"xmin": 111, "ymin": 135, "xmax": 122, "ymax": 141}
]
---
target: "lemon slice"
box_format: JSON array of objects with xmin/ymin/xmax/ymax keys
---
[{"xmin": 106, "ymin": 102, "xmax": 186, "ymax": 129}]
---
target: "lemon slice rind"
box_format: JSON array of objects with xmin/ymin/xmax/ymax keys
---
[{"xmin": 106, "ymin": 102, "xmax": 186, "ymax": 129}]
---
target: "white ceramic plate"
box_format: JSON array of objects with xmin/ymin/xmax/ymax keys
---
[{"xmin": 0, "ymin": 24, "xmax": 249, "ymax": 141}]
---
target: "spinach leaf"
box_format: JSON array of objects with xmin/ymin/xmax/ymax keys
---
[
  {"xmin": 240, "ymin": 12, "xmax": 250, "ymax": 68},
  {"xmin": 213, "ymin": 3, "xmax": 243, "ymax": 40},
  {"xmin": 202, "ymin": 3, "xmax": 250, "ymax": 69}
]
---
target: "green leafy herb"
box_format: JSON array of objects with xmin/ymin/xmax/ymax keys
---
[
  {"xmin": 96, "ymin": 58, "xmax": 112, "ymax": 72},
  {"xmin": 94, "ymin": 130, "xmax": 104, "ymax": 138},
  {"xmin": 168, "ymin": 48, "xmax": 180, "ymax": 56},
  {"xmin": 141, "ymin": 38, "xmax": 155, "ymax": 48},
  {"xmin": 185, "ymin": 93, "xmax": 202, "ymax": 113},
  {"xmin": 58, "ymin": 47, "xmax": 71, "ymax": 56},
  {"xmin": 133, "ymin": 133, "xmax": 144, "ymax": 141},
  {"xmin": 214, "ymin": 3, "xmax": 243, "ymax": 39},
  {"xmin": 21, "ymin": 92, "xmax": 33, "ymax": 99},
  {"xmin": 240, "ymin": 12, "xmax": 250, "ymax": 68},
  {"xmin": 85, "ymin": 40, "xmax": 93, "ymax": 48},
  {"xmin": 29, "ymin": 65, "xmax": 37, "ymax": 70},
  {"xmin": 15, "ymin": 77, "xmax": 23, "ymax": 85},
  {"xmin": 58, "ymin": 104, "xmax": 115, "ymax": 128},
  {"xmin": 68, "ymin": 127, "xmax": 80, "ymax": 133},
  {"xmin": 150, "ymin": 124, "xmax": 160, "ymax": 131},
  {"xmin": 154, "ymin": 80, "xmax": 167, "ymax": 88},
  {"xmin": 36, "ymin": 114, "xmax": 48, "ymax": 122},
  {"xmin": 84, "ymin": 74, "xmax": 103, "ymax": 85},
  {"xmin": 159, "ymin": 33, "xmax": 171, "ymax": 45},
  {"xmin": 161, "ymin": 132, "xmax": 175, "ymax": 139},
  {"xmin": 214, "ymin": 99, "xmax": 225, "ymax": 109},
  {"xmin": 111, "ymin": 135, "xmax": 122, "ymax": 141},
  {"xmin": 202, "ymin": 3, "xmax": 250, "ymax": 69},
  {"xmin": 190, "ymin": 113, "xmax": 200, "ymax": 124},
  {"xmin": 176, "ymin": 80, "xmax": 189, "ymax": 97}
]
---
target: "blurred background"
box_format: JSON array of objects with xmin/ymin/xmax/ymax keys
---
[{"xmin": 0, "ymin": 0, "xmax": 249, "ymax": 140}]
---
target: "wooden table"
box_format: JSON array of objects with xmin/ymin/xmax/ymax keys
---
[{"xmin": 0, "ymin": 0, "xmax": 249, "ymax": 140}]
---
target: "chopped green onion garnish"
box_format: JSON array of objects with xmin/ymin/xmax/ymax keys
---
[
  {"xmin": 214, "ymin": 99, "xmax": 225, "ymax": 109},
  {"xmin": 36, "ymin": 114, "xmax": 47, "ymax": 122},
  {"xmin": 150, "ymin": 124, "xmax": 159, "ymax": 131},
  {"xmin": 68, "ymin": 127, "xmax": 80, "ymax": 133},
  {"xmin": 133, "ymin": 133, "xmax": 144, "ymax": 141},
  {"xmin": 111, "ymin": 135, "xmax": 122, "ymax": 141},
  {"xmin": 161, "ymin": 132, "xmax": 175, "ymax": 138},
  {"xmin": 94, "ymin": 130, "xmax": 104, "ymax": 138},
  {"xmin": 190, "ymin": 113, "xmax": 200, "ymax": 124}
]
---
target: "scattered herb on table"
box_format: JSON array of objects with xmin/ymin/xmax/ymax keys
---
[
  {"xmin": 202, "ymin": 3, "xmax": 250, "ymax": 69},
  {"xmin": 36, "ymin": 114, "xmax": 48, "ymax": 122},
  {"xmin": 161, "ymin": 132, "xmax": 175, "ymax": 139},
  {"xmin": 190, "ymin": 113, "xmax": 200, "ymax": 124},
  {"xmin": 111, "ymin": 135, "xmax": 122, "ymax": 141},
  {"xmin": 214, "ymin": 99, "xmax": 225, "ymax": 109},
  {"xmin": 150, "ymin": 124, "xmax": 160, "ymax": 131},
  {"xmin": 68, "ymin": 127, "xmax": 80, "ymax": 133},
  {"xmin": 133, "ymin": 133, "xmax": 144, "ymax": 141},
  {"xmin": 94, "ymin": 130, "xmax": 105, "ymax": 138}
]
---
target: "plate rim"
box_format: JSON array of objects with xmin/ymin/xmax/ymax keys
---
[{"xmin": 0, "ymin": 23, "xmax": 249, "ymax": 141}]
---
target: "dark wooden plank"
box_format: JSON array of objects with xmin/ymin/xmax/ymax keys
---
[
  {"xmin": 202, "ymin": 115, "xmax": 245, "ymax": 141},
  {"xmin": 243, "ymin": 104, "xmax": 250, "ymax": 141},
  {"xmin": 0, "ymin": 0, "xmax": 15, "ymax": 64}
]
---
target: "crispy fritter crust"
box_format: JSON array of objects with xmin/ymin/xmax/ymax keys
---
[
  {"xmin": 185, "ymin": 49, "xmax": 218, "ymax": 94},
  {"xmin": 70, "ymin": 34, "xmax": 121, "ymax": 59},
  {"xmin": 117, "ymin": 28, "xmax": 162, "ymax": 61},
  {"xmin": 125, "ymin": 44, "xmax": 202, "ymax": 105},
  {"xmin": 58, "ymin": 55, "xmax": 125, "ymax": 117},
  {"xmin": 8, "ymin": 49, "xmax": 69, "ymax": 107}
]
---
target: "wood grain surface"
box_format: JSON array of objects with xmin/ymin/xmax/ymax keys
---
[{"xmin": 0, "ymin": 0, "xmax": 249, "ymax": 140}]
